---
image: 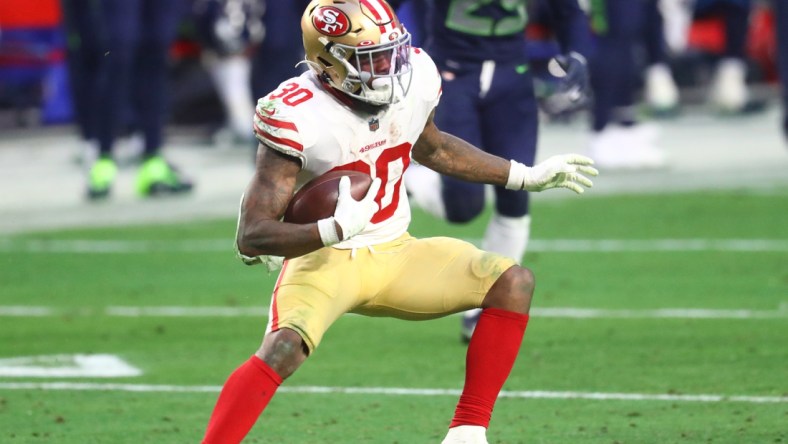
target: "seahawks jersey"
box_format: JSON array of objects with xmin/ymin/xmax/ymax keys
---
[
  {"xmin": 253, "ymin": 48, "xmax": 442, "ymax": 249},
  {"xmin": 425, "ymin": 0, "xmax": 592, "ymax": 64},
  {"xmin": 427, "ymin": 0, "xmax": 530, "ymax": 63}
]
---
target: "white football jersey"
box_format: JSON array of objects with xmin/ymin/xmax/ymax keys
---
[{"xmin": 253, "ymin": 48, "xmax": 442, "ymax": 249}]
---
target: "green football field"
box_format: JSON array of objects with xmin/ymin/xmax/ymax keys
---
[{"xmin": 1, "ymin": 189, "xmax": 786, "ymax": 443}]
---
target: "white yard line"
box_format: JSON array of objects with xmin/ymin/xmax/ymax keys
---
[
  {"xmin": 1, "ymin": 305, "xmax": 785, "ymax": 319},
  {"xmin": 0, "ymin": 381, "xmax": 784, "ymax": 404},
  {"xmin": 1, "ymin": 238, "xmax": 787, "ymax": 253},
  {"xmin": 0, "ymin": 354, "xmax": 141, "ymax": 378},
  {"xmin": 528, "ymin": 239, "xmax": 788, "ymax": 252}
]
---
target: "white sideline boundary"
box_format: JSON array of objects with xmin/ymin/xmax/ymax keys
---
[
  {"xmin": 1, "ymin": 238, "xmax": 788, "ymax": 253},
  {"xmin": 1, "ymin": 305, "xmax": 786, "ymax": 319},
  {"xmin": 0, "ymin": 382, "xmax": 785, "ymax": 404}
]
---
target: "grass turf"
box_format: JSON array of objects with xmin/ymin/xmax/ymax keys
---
[{"xmin": 0, "ymin": 189, "xmax": 786, "ymax": 443}]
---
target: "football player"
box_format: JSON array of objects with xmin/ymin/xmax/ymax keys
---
[
  {"xmin": 63, "ymin": 0, "xmax": 195, "ymax": 199},
  {"xmin": 586, "ymin": 0, "xmax": 670, "ymax": 170},
  {"xmin": 201, "ymin": 1, "xmax": 597, "ymax": 443},
  {"xmin": 400, "ymin": 0, "xmax": 594, "ymax": 343},
  {"xmin": 192, "ymin": 0, "xmax": 266, "ymax": 146}
]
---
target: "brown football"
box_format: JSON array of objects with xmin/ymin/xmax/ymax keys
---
[{"xmin": 283, "ymin": 170, "xmax": 373, "ymax": 224}]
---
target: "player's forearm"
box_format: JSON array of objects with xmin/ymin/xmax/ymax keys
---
[
  {"xmin": 237, "ymin": 218, "xmax": 326, "ymax": 259},
  {"xmin": 414, "ymin": 131, "xmax": 510, "ymax": 186},
  {"xmin": 236, "ymin": 176, "xmax": 325, "ymax": 259}
]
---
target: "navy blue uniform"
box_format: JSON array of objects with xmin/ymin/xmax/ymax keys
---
[
  {"xmin": 587, "ymin": 0, "xmax": 654, "ymax": 131},
  {"xmin": 425, "ymin": 0, "xmax": 590, "ymax": 222},
  {"xmin": 776, "ymin": 0, "xmax": 788, "ymax": 139},
  {"xmin": 91, "ymin": 0, "xmax": 187, "ymax": 156},
  {"xmin": 62, "ymin": 0, "xmax": 103, "ymax": 143},
  {"xmin": 694, "ymin": 0, "xmax": 752, "ymax": 60},
  {"xmin": 251, "ymin": 0, "xmax": 312, "ymax": 100}
]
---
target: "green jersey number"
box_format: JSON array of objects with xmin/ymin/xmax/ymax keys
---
[{"xmin": 445, "ymin": 0, "xmax": 528, "ymax": 36}]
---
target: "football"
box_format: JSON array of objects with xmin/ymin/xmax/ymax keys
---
[{"xmin": 283, "ymin": 170, "xmax": 373, "ymax": 224}]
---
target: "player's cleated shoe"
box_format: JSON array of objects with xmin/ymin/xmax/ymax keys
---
[
  {"xmin": 87, "ymin": 157, "xmax": 117, "ymax": 200},
  {"xmin": 588, "ymin": 124, "xmax": 667, "ymax": 170},
  {"xmin": 644, "ymin": 63, "xmax": 679, "ymax": 117},
  {"xmin": 709, "ymin": 58, "xmax": 749, "ymax": 114},
  {"xmin": 441, "ymin": 425, "xmax": 489, "ymax": 444},
  {"xmin": 135, "ymin": 156, "xmax": 194, "ymax": 197},
  {"xmin": 460, "ymin": 308, "xmax": 482, "ymax": 344}
]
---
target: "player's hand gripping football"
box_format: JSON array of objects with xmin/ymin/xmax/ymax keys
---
[
  {"xmin": 317, "ymin": 176, "xmax": 382, "ymax": 246},
  {"xmin": 506, "ymin": 154, "xmax": 598, "ymax": 194}
]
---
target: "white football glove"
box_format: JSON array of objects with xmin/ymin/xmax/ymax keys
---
[
  {"xmin": 506, "ymin": 154, "xmax": 598, "ymax": 194},
  {"xmin": 237, "ymin": 251, "xmax": 284, "ymax": 273},
  {"xmin": 317, "ymin": 176, "xmax": 382, "ymax": 246},
  {"xmin": 234, "ymin": 193, "xmax": 284, "ymax": 272}
]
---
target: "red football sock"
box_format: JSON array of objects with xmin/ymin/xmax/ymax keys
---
[
  {"xmin": 450, "ymin": 308, "xmax": 529, "ymax": 428},
  {"xmin": 203, "ymin": 355, "xmax": 283, "ymax": 444}
]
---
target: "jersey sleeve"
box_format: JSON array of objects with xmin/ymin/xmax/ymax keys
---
[
  {"xmin": 253, "ymin": 91, "xmax": 314, "ymax": 167},
  {"xmin": 412, "ymin": 48, "xmax": 442, "ymax": 112}
]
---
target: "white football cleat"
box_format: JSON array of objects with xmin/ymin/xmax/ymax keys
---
[
  {"xmin": 588, "ymin": 124, "xmax": 667, "ymax": 170},
  {"xmin": 644, "ymin": 63, "xmax": 679, "ymax": 113},
  {"xmin": 709, "ymin": 58, "xmax": 749, "ymax": 113},
  {"xmin": 441, "ymin": 425, "xmax": 489, "ymax": 444}
]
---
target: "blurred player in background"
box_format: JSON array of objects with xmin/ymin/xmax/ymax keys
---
[
  {"xmin": 586, "ymin": 0, "xmax": 670, "ymax": 170},
  {"xmin": 62, "ymin": 0, "xmax": 194, "ymax": 199},
  {"xmin": 695, "ymin": 0, "xmax": 753, "ymax": 114},
  {"xmin": 646, "ymin": 0, "xmax": 758, "ymax": 117},
  {"xmin": 642, "ymin": 0, "xmax": 681, "ymax": 116},
  {"xmin": 61, "ymin": 0, "xmax": 103, "ymax": 166},
  {"xmin": 193, "ymin": 0, "xmax": 265, "ymax": 147},
  {"xmin": 201, "ymin": 1, "xmax": 597, "ymax": 443},
  {"xmin": 776, "ymin": 0, "xmax": 788, "ymax": 142},
  {"xmin": 402, "ymin": 0, "xmax": 593, "ymax": 343},
  {"xmin": 250, "ymin": 0, "xmax": 312, "ymax": 101}
]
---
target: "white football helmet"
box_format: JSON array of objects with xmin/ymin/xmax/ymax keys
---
[{"xmin": 300, "ymin": 0, "xmax": 413, "ymax": 105}]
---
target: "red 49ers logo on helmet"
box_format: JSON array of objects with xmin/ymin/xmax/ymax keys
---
[{"xmin": 313, "ymin": 6, "xmax": 350, "ymax": 37}]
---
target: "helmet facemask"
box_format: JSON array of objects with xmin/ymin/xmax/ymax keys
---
[
  {"xmin": 326, "ymin": 31, "xmax": 413, "ymax": 105},
  {"xmin": 301, "ymin": 0, "xmax": 414, "ymax": 106}
]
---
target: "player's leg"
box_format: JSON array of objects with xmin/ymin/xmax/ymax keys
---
[
  {"xmin": 201, "ymin": 326, "xmax": 306, "ymax": 444},
  {"xmin": 134, "ymin": 0, "xmax": 193, "ymax": 196},
  {"xmin": 441, "ymin": 62, "xmax": 488, "ymax": 223},
  {"xmin": 194, "ymin": 0, "xmax": 263, "ymax": 146},
  {"xmin": 643, "ymin": 0, "xmax": 679, "ymax": 115},
  {"xmin": 353, "ymin": 236, "xmax": 531, "ymax": 442},
  {"xmin": 61, "ymin": 0, "xmax": 103, "ymax": 167},
  {"xmin": 588, "ymin": 0, "xmax": 666, "ymax": 169},
  {"xmin": 701, "ymin": 0, "xmax": 752, "ymax": 113},
  {"xmin": 444, "ymin": 263, "xmax": 533, "ymax": 443},
  {"xmin": 454, "ymin": 60, "xmax": 537, "ymax": 344},
  {"xmin": 411, "ymin": 60, "xmax": 492, "ymax": 344},
  {"xmin": 88, "ymin": 0, "xmax": 142, "ymax": 198},
  {"xmin": 202, "ymin": 249, "xmax": 364, "ymax": 443},
  {"xmin": 404, "ymin": 60, "xmax": 485, "ymax": 221},
  {"xmin": 479, "ymin": 59, "xmax": 537, "ymax": 264}
]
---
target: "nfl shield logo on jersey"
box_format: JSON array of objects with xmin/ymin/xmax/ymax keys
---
[{"xmin": 368, "ymin": 118, "xmax": 380, "ymax": 131}]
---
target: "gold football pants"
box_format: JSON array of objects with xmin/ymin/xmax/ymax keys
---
[{"xmin": 266, "ymin": 233, "xmax": 516, "ymax": 352}]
